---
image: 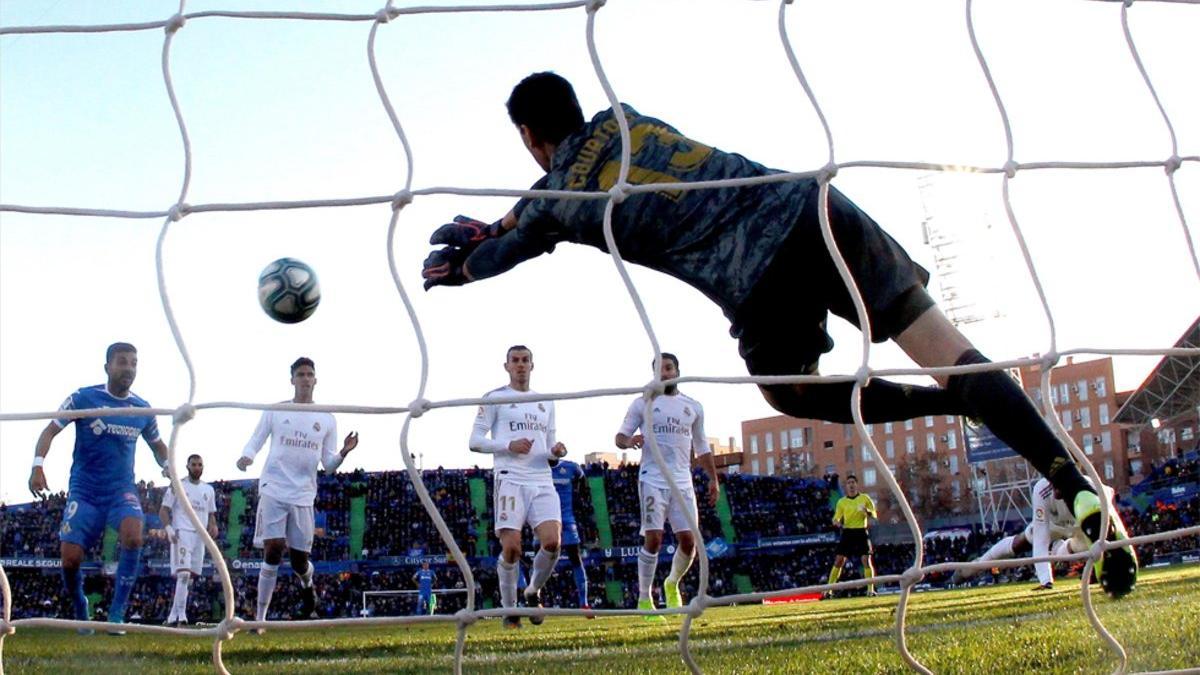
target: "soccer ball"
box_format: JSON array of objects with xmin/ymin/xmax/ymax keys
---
[{"xmin": 257, "ymin": 257, "xmax": 320, "ymax": 324}]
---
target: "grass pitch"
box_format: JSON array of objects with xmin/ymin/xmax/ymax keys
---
[{"xmin": 4, "ymin": 565, "xmax": 1198, "ymax": 674}]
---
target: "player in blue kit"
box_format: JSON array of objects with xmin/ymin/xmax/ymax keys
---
[
  {"xmin": 413, "ymin": 561, "xmax": 436, "ymax": 615},
  {"xmin": 550, "ymin": 459, "xmax": 591, "ymax": 610},
  {"xmin": 28, "ymin": 342, "xmax": 170, "ymax": 633},
  {"xmin": 422, "ymin": 71, "xmax": 1136, "ymax": 599}
]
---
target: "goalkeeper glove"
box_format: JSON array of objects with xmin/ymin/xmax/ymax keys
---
[
  {"xmin": 422, "ymin": 246, "xmax": 470, "ymax": 290},
  {"xmin": 429, "ymin": 215, "xmax": 502, "ymax": 251}
]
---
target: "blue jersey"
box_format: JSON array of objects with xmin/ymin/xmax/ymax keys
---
[
  {"xmin": 551, "ymin": 460, "xmax": 585, "ymax": 523},
  {"xmin": 55, "ymin": 384, "xmax": 160, "ymax": 496},
  {"xmin": 415, "ymin": 569, "xmax": 436, "ymax": 595}
]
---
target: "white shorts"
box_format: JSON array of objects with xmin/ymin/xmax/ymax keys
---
[
  {"xmin": 170, "ymin": 529, "xmax": 208, "ymax": 574},
  {"xmin": 494, "ymin": 479, "xmax": 560, "ymax": 533},
  {"xmin": 253, "ymin": 493, "xmax": 314, "ymax": 553},
  {"xmin": 639, "ymin": 481, "xmax": 699, "ymax": 536}
]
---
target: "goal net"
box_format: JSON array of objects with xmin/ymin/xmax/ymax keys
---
[{"xmin": 1, "ymin": 1, "xmax": 1197, "ymax": 674}]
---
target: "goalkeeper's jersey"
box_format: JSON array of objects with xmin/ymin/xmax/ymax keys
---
[{"xmin": 514, "ymin": 104, "xmax": 813, "ymax": 319}]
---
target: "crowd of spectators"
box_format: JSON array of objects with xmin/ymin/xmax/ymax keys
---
[
  {"xmin": 3, "ymin": 461, "xmax": 1199, "ymax": 623},
  {"xmin": 723, "ymin": 474, "xmax": 834, "ymax": 539}
]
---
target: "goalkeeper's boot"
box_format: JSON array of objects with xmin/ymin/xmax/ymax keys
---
[
  {"xmin": 663, "ymin": 579, "xmax": 684, "ymax": 610},
  {"xmin": 523, "ymin": 588, "xmax": 545, "ymax": 626},
  {"xmin": 1074, "ymin": 490, "xmax": 1138, "ymax": 598},
  {"xmin": 297, "ymin": 586, "xmax": 318, "ymax": 620},
  {"xmin": 638, "ymin": 598, "xmax": 666, "ymax": 623}
]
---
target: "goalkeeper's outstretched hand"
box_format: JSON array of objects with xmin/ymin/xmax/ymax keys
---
[
  {"xmin": 423, "ymin": 246, "xmax": 470, "ymax": 290},
  {"xmin": 429, "ymin": 215, "xmax": 501, "ymax": 250}
]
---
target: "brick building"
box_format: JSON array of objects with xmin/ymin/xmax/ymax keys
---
[{"xmin": 739, "ymin": 356, "xmax": 1132, "ymax": 523}]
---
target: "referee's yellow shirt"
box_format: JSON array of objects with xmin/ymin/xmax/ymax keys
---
[{"xmin": 834, "ymin": 494, "xmax": 876, "ymax": 530}]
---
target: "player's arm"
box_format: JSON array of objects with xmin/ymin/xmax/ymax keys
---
[
  {"xmin": 423, "ymin": 181, "xmax": 561, "ymax": 290},
  {"xmin": 237, "ymin": 411, "xmax": 272, "ymax": 471},
  {"xmin": 159, "ymin": 489, "xmax": 177, "ymax": 543},
  {"xmin": 863, "ymin": 495, "xmax": 877, "ymax": 522},
  {"xmin": 29, "ymin": 421, "xmax": 64, "ymax": 498},
  {"xmin": 691, "ymin": 402, "xmax": 719, "ymax": 507},
  {"xmin": 468, "ymin": 402, "xmax": 529, "ymax": 454},
  {"xmin": 547, "ymin": 402, "xmax": 566, "ymax": 462},
  {"xmin": 207, "ymin": 489, "xmax": 219, "ymax": 539},
  {"xmin": 321, "ymin": 420, "xmax": 349, "ymax": 472},
  {"xmin": 614, "ymin": 399, "xmax": 645, "ymax": 449}
]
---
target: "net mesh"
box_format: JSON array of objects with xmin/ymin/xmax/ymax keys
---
[{"xmin": 1, "ymin": 1, "xmax": 1198, "ymax": 674}]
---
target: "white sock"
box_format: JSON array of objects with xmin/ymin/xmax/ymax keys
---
[
  {"xmin": 637, "ymin": 548, "xmax": 658, "ymax": 602},
  {"xmin": 1053, "ymin": 538, "xmax": 1078, "ymax": 556},
  {"xmin": 497, "ymin": 558, "xmax": 518, "ymax": 609},
  {"xmin": 980, "ymin": 535, "xmax": 1017, "ymax": 562},
  {"xmin": 527, "ymin": 547, "xmax": 559, "ymax": 597},
  {"xmin": 666, "ymin": 547, "xmax": 694, "ymax": 584},
  {"xmin": 171, "ymin": 571, "xmax": 191, "ymax": 623},
  {"xmin": 256, "ymin": 563, "xmax": 279, "ymax": 621},
  {"xmin": 297, "ymin": 559, "xmax": 314, "ymax": 589},
  {"xmin": 961, "ymin": 535, "xmax": 1016, "ymax": 581}
]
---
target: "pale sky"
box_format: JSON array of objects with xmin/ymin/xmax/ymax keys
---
[{"xmin": 1, "ymin": 0, "xmax": 1197, "ymax": 503}]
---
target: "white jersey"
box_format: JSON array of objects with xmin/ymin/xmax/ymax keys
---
[
  {"xmin": 1031, "ymin": 477, "xmax": 1076, "ymax": 540},
  {"xmin": 617, "ymin": 392, "xmax": 709, "ymax": 490},
  {"xmin": 471, "ymin": 386, "xmax": 557, "ymax": 486},
  {"xmin": 242, "ymin": 407, "xmax": 342, "ymax": 506},
  {"xmin": 162, "ymin": 479, "xmax": 217, "ymax": 532}
]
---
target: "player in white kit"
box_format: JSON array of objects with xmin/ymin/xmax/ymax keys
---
[
  {"xmin": 954, "ymin": 477, "xmax": 1100, "ymax": 589},
  {"xmin": 159, "ymin": 453, "xmax": 218, "ymax": 627},
  {"xmin": 470, "ymin": 345, "xmax": 567, "ymax": 629},
  {"xmin": 238, "ymin": 357, "xmax": 359, "ymax": 627},
  {"xmin": 615, "ymin": 353, "xmax": 719, "ymax": 620}
]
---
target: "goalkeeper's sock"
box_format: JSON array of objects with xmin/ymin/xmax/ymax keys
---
[
  {"xmin": 109, "ymin": 546, "xmax": 142, "ymax": 623},
  {"xmin": 497, "ymin": 558, "xmax": 518, "ymax": 609},
  {"xmin": 665, "ymin": 547, "xmax": 694, "ymax": 585},
  {"xmin": 62, "ymin": 566, "xmax": 89, "ymax": 621},
  {"xmin": 297, "ymin": 559, "xmax": 314, "ymax": 589},
  {"xmin": 528, "ymin": 547, "xmax": 559, "ymax": 595},
  {"xmin": 573, "ymin": 563, "xmax": 589, "ymax": 607},
  {"xmin": 256, "ymin": 563, "xmax": 279, "ymax": 621},
  {"xmin": 827, "ymin": 565, "xmax": 843, "ymax": 586},
  {"xmin": 946, "ymin": 349, "xmax": 1093, "ymax": 505},
  {"xmin": 637, "ymin": 548, "xmax": 658, "ymax": 602},
  {"xmin": 171, "ymin": 571, "xmax": 192, "ymax": 623}
]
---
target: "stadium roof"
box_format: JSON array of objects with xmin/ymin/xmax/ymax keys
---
[{"xmin": 1114, "ymin": 315, "xmax": 1200, "ymax": 427}]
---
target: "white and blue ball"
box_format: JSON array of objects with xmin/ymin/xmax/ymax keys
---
[{"xmin": 257, "ymin": 257, "xmax": 320, "ymax": 324}]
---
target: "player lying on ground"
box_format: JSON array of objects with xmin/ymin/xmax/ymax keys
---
[
  {"xmin": 239, "ymin": 357, "xmax": 359, "ymax": 630},
  {"xmin": 422, "ymin": 71, "xmax": 1136, "ymax": 598},
  {"xmin": 615, "ymin": 353, "xmax": 718, "ymax": 620},
  {"xmin": 953, "ymin": 477, "xmax": 1100, "ymax": 589},
  {"xmin": 470, "ymin": 345, "xmax": 568, "ymax": 628},
  {"xmin": 30, "ymin": 342, "xmax": 170, "ymax": 634},
  {"xmin": 159, "ymin": 453, "xmax": 219, "ymax": 626}
]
